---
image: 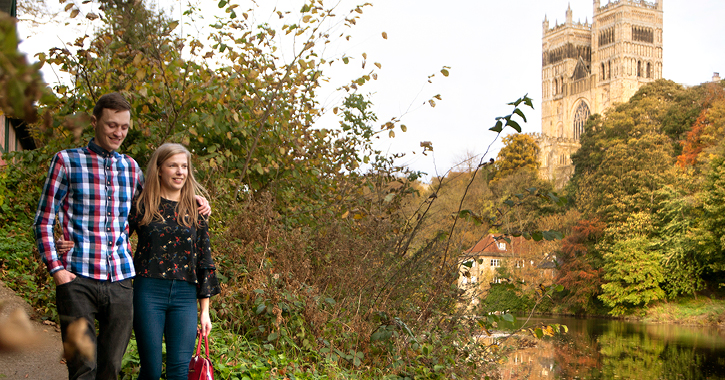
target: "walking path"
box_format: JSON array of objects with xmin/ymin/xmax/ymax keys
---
[{"xmin": 0, "ymin": 280, "xmax": 67, "ymax": 380}]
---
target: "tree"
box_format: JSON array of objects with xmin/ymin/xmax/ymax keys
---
[
  {"xmin": 493, "ymin": 133, "xmax": 540, "ymax": 180},
  {"xmin": 598, "ymin": 214, "xmax": 665, "ymax": 316}
]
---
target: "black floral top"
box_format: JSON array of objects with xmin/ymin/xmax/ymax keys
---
[{"xmin": 129, "ymin": 197, "xmax": 220, "ymax": 299}]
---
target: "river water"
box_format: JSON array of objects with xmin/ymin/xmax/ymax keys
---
[{"xmin": 498, "ymin": 316, "xmax": 725, "ymax": 380}]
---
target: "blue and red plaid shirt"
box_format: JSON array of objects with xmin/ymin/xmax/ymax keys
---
[{"xmin": 33, "ymin": 139, "xmax": 144, "ymax": 281}]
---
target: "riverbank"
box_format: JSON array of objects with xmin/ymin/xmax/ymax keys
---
[{"xmin": 636, "ymin": 297, "xmax": 725, "ymax": 326}]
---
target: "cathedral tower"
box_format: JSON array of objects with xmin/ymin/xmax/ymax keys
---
[{"xmin": 536, "ymin": 0, "xmax": 663, "ymax": 187}]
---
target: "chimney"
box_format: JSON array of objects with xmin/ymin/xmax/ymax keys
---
[{"xmin": 714, "ymin": 72, "xmax": 722, "ymax": 82}]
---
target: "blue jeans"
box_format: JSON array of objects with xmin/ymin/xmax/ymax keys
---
[
  {"xmin": 133, "ymin": 277, "xmax": 198, "ymax": 380},
  {"xmin": 56, "ymin": 275, "xmax": 134, "ymax": 380}
]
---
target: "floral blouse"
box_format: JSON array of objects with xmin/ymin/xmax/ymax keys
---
[{"xmin": 129, "ymin": 197, "xmax": 220, "ymax": 299}]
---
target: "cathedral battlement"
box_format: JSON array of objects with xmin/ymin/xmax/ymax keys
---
[{"xmin": 595, "ymin": 0, "xmax": 661, "ymax": 14}]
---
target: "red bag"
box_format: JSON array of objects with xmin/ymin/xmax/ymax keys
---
[{"xmin": 188, "ymin": 333, "xmax": 214, "ymax": 380}]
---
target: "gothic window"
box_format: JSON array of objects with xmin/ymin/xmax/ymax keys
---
[
  {"xmin": 600, "ymin": 63, "xmax": 605, "ymax": 81},
  {"xmin": 647, "ymin": 62, "xmax": 652, "ymax": 78},
  {"xmin": 573, "ymin": 101, "xmax": 590, "ymax": 140},
  {"xmin": 637, "ymin": 61, "xmax": 642, "ymax": 77},
  {"xmin": 608, "ymin": 61, "xmax": 612, "ymax": 79}
]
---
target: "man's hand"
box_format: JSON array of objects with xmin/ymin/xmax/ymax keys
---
[
  {"xmin": 195, "ymin": 195, "xmax": 211, "ymax": 217},
  {"xmin": 56, "ymin": 239, "xmax": 75, "ymax": 255},
  {"xmin": 52, "ymin": 269, "xmax": 77, "ymax": 286}
]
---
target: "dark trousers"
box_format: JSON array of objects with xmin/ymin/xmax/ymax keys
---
[
  {"xmin": 56, "ymin": 276, "xmax": 134, "ymax": 380},
  {"xmin": 133, "ymin": 277, "xmax": 198, "ymax": 380}
]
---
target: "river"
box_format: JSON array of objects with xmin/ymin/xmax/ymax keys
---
[{"xmin": 497, "ymin": 316, "xmax": 725, "ymax": 379}]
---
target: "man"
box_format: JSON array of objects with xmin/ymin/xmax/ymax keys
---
[{"xmin": 33, "ymin": 92, "xmax": 208, "ymax": 380}]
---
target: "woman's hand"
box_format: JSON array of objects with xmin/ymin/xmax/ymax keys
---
[
  {"xmin": 56, "ymin": 239, "xmax": 74, "ymax": 254},
  {"xmin": 199, "ymin": 310, "xmax": 212, "ymax": 337},
  {"xmin": 198, "ymin": 297, "xmax": 212, "ymax": 337}
]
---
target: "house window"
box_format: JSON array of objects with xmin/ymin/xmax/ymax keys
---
[
  {"xmin": 491, "ymin": 259, "xmax": 500, "ymax": 267},
  {"xmin": 497, "ymin": 242, "xmax": 506, "ymax": 250}
]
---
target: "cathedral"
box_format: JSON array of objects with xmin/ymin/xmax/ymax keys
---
[{"xmin": 534, "ymin": 0, "xmax": 663, "ymax": 187}]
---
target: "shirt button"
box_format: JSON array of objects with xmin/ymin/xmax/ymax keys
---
[
  {"xmin": 107, "ymin": 166, "xmax": 110, "ymax": 170},
  {"xmin": 107, "ymin": 227, "xmax": 111, "ymax": 231},
  {"xmin": 107, "ymin": 182, "xmax": 111, "ymax": 185},
  {"xmin": 107, "ymin": 196, "xmax": 111, "ymax": 200},
  {"xmin": 108, "ymin": 242, "xmax": 113, "ymax": 246},
  {"xmin": 107, "ymin": 212, "xmax": 111, "ymax": 216}
]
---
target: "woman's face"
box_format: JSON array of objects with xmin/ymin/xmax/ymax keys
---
[{"xmin": 158, "ymin": 153, "xmax": 188, "ymax": 196}]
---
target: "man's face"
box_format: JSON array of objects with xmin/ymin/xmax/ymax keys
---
[{"xmin": 91, "ymin": 108, "xmax": 131, "ymax": 152}]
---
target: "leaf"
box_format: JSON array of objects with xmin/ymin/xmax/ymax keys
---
[
  {"xmin": 428, "ymin": 99, "xmax": 436, "ymax": 107},
  {"xmin": 513, "ymin": 108, "xmax": 528, "ymax": 122},
  {"xmin": 255, "ymin": 303, "xmax": 266, "ymax": 314},
  {"xmin": 381, "ymin": 31, "xmax": 388, "ymax": 39},
  {"xmin": 400, "ymin": 124, "xmax": 407, "ymax": 132},
  {"xmin": 440, "ymin": 68, "xmax": 449, "ymax": 77},
  {"xmin": 506, "ymin": 119, "xmax": 522, "ymax": 133},
  {"xmin": 502, "ymin": 313, "xmax": 514, "ymax": 323},
  {"xmin": 490, "ymin": 120, "xmax": 503, "ymax": 133},
  {"xmin": 374, "ymin": 62, "xmax": 381, "ymax": 69},
  {"xmin": 218, "ymin": 0, "xmax": 227, "ymax": 8},
  {"xmin": 168, "ymin": 21, "xmax": 179, "ymax": 31},
  {"xmin": 384, "ymin": 193, "xmax": 395, "ymax": 203},
  {"xmin": 64, "ymin": 3, "xmax": 73, "ymax": 11},
  {"xmin": 342, "ymin": 57, "xmax": 349, "ymax": 64},
  {"xmin": 389, "ymin": 130, "xmax": 395, "ymax": 138},
  {"xmin": 70, "ymin": 9, "xmax": 80, "ymax": 18},
  {"xmin": 302, "ymin": 15, "xmax": 312, "ymax": 23}
]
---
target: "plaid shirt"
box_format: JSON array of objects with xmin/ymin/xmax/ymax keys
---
[{"xmin": 33, "ymin": 139, "xmax": 144, "ymax": 281}]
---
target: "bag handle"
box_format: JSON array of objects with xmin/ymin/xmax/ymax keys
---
[{"xmin": 194, "ymin": 332, "xmax": 211, "ymax": 358}]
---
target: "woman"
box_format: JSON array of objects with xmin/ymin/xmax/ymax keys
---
[{"xmin": 129, "ymin": 143, "xmax": 220, "ymax": 380}]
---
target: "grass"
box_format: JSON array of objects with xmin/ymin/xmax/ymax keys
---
[{"xmin": 639, "ymin": 297, "xmax": 725, "ymax": 325}]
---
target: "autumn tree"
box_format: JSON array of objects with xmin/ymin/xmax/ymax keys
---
[{"xmin": 493, "ymin": 133, "xmax": 540, "ymax": 180}]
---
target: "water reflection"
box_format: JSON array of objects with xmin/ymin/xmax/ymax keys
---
[{"xmin": 497, "ymin": 316, "xmax": 725, "ymax": 379}]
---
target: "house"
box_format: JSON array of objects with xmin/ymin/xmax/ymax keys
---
[
  {"xmin": 0, "ymin": 112, "xmax": 35, "ymax": 165},
  {"xmin": 458, "ymin": 234, "xmax": 557, "ymax": 306}
]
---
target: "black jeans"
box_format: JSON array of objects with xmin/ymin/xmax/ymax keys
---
[{"xmin": 56, "ymin": 275, "xmax": 133, "ymax": 380}]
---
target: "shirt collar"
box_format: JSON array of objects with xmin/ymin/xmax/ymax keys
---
[{"xmin": 88, "ymin": 138, "xmax": 117, "ymax": 158}]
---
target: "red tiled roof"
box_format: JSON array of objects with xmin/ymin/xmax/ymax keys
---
[{"xmin": 464, "ymin": 234, "xmax": 534, "ymax": 257}]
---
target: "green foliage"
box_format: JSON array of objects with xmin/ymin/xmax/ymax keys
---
[
  {"xmin": 493, "ymin": 134, "xmax": 540, "ymax": 180},
  {"xmin": 599, "ymin": 231, "xmax": 665, "ymax": 316},
  {"xmin": 479, "ymin": 283, "xmax": 533, "ymax": 314}
]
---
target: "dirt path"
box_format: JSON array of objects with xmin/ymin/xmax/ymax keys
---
[{"xmin": 0, "ymin": 280, "xmax": 68, "ymax": 380}]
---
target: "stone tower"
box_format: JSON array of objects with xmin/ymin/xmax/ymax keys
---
[{"xmin": 535, "ymin": 0, "xmax": 663, "ymax": 187}]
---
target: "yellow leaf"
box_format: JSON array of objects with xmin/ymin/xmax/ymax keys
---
[
  {"xmin": 86, "ymin": 13, "xmax": 99, "ymax": 21},
  {"xmin": 374, "ymin": 62, "xmax": 381, "ymax": 69},
  {"xmin": 389, "ymin": 130, "xmax": 395, "ymax": 138},
  {"xmin": 136, "ymin": 69, "xmax": 145, "ymax": 80},
  {"xmin": 64, "ymin": 3, "xmax": 73, "ymax": 11},
  {"xmin": 428, "ymin": 99, "xmax": 436, "ymax": 108},
  {"xmin": 362, "ymin": 52, "xmax": 367, "ymax": 59},
  {"xmin": 353, "ymin": 214, "xmax": 364, "ymax": 220},
  {"xmin": 341, "ymin": 211, "xmax": 349, "ymax": 219},
  {"xmin": 333, "ymin": 107, "xmax": 338, "ymax": 114},
  {"xmin": 441, "ymin": 68, "xmax": 449, "ymax": 77},
  {"xmin": 401, "ymin": 124, "xmax": 407, "ymax": 132},
  {"xmin": 302, "ymin": 15, "xmax": 312, "ymax": 23},
  {"xmin": 168, "ymin": 21, "xmax": 179, "ymax": 31},
  {"xmin": 70, "ymin": 9, "xmax": 80, "ymax": 18},
  {"xmin": 381, "ymin": 31, "xmax": 388, "ymax": 39},
  {"xmin": 133, "ymin": 53, "xmax": 142, "ymax": 65}
]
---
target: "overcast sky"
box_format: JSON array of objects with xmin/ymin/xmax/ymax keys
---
[{"xmin": 18, "ymin": 0, "xmax": 725, "ymax": 181}]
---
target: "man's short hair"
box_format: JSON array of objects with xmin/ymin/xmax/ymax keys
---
[{"xmin": 93, "ymin": 92, "xmax": 131, "ymax": 120}]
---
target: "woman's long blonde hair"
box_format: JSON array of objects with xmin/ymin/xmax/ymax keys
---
[{"xmin": 136, "ymin": 143, "xmax": 207, "ymax": 228}]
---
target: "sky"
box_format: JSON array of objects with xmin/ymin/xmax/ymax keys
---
[{"xmin": 17, "ymin": 0, "xmax": 725, "ymax": 181}]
